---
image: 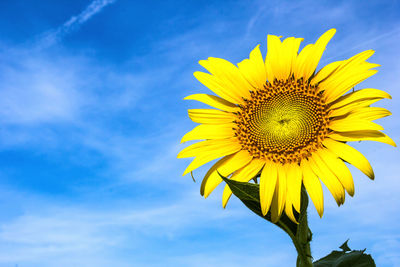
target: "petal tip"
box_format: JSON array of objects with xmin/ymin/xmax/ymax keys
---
[
  {"xmin": 261, "ymin": 207, "xmax": 267, "ymax": 216},
  {"xmin": 368, "ymin": 171, "xmax": 375, "ymax": 180},
  {"xmin": 271, "ymin": 216, "xmax": 279, "ymax": 223},
  {"xmin": 193, "ymin": 71, "xmax": 202, "ymax": 77},
  {"xmin": 182, "ymin": 165, "xmax": 194, "ymax": 176},
  {"xmin": 326, "ymin": 28, "xmax": 337, "ymax": 36},
  {"xmin": 318, "ymin": 210, "xmax": 324, "ymax": 218},
  {"xmin": 366, "ymin": 50, "xmax": 375, "ymax": 57},
  {"xmin": 267, "ymin": 34, "xmax": 281, "ymax": 41}
]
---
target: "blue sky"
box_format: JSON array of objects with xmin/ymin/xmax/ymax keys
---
[{"xmin": 0, "ymin": 0, "xmax": 399, "ymax": 266}]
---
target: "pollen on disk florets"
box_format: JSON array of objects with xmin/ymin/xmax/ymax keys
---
[{"xmin": 234, "ymin": 77, "xmax": 329, "ymax": 164}]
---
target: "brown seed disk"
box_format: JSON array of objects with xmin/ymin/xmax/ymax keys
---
[{"xmin": 234, "ymin": 78, "xmax": 329, "ymax": 164}]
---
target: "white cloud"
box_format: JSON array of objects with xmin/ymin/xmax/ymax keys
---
[{"xmin": 0, "ymin": 54, "xmax": 81, "ymax": 125}]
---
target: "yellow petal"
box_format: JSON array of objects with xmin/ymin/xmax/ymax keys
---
[
  {"xmin": 182, "ymin": 144, "xmax": 242, "ymax": 176},
  {"xmin": 265, "ymin": 35, "xmax": 282, "ymax": 81},
  {"xmin": 178, "ymin": 138, "xmax": 238, "ymax": 158},
  {"xmin": 181, "ymin": 123, "xmax": 235, "ymax": 143},
  {"xmin": 293, "ymin": 44, "xmax": 314, "ymax": 80},
  {"xmin": 301, "ymin": 159, "xmax": 324, "ymax": 217},
  {"xmin": 222, "ymin": 158, "xmax": 265, "ymax": 208},
  {"xmin": 198, "ymin": 57, "xmax": 253, "ymax": 101},
  {"xmin": 334, "ymin": 51, "xmax": 377, "ymax": 75},
  {"xmin": 286, "ymin": 163, "xmax": 303, "ymax": 212},
  {"xmin": 200, "ymin": 150, "xmax": 253, "ymax": 197},
  {"xmin": 320, "ymin": 50, "xmax": 379, "ymax": 103},
  {"xmin": 324, "ymin": 70, "xmax": 378, "ymax": 103},
  {"xmin": 184, "ymin": 94, "xmax": 239, "ymax": 112},
  {"xmin": 178, "ymin": 140, "xmax": 210, "ymax": 158},
  {"xmin": 323, "ymin": 138, "xmax": 374, "ymax": 179},
  {"xmin": 312, "ymin": 60, "xmax": 343, "ymax": 85},
  {"xmin": 285, "ymin": 192, "xmax": 298, "ymax": 224},
  {"xmin": 304, "ymin": 29, "xmax": 336, "ymax": 80},
  {"xmin": 259, "ymin": 161, "xmax": 278, "ymax": 215},
  {"xmin": 316, "ymin": 148, "xmax": 354, "ymax": 196},
  {"xmin": 295, "ymin": 29, "xmax": 336, "ymax": 80},
  {"xmin": 309, "ymin": 153, "xmax": 345, "ymax": 206},
  {"xmin": 270, "ymin": 165, "xmax": 287, "ymax": 223},
  {"xmin": 277, "ymin": 166, "xmax": 287, "ymax": 218},
  {"xmin": 328, "ymin": 131, "xmax": 396, "ymax": 147},
  {"xmin": 329, "ymin": 98, "xmax": 384, "ymax": 117},
  {"xmin": 178, "ymin": 138, "xmax": 241, "ymax": 176},
  {"xmin": 264, "ymin": 54, "xmax": 274, "ymax": 83},
  {"xmin": 329, "ymin": 88, "xmax": 391, "ymax": 110},
  {"xmin": 345, "ymin": 107, "xmax": 392, "ymax": 121},
  {"xmin": 237, "ymin": 44, "xmax": 267, "ymax": 90},
  {"xmin": 194, "ymin": 71, "xmax": 244, "ymax": 104},
  {"xmin": 188, "ymin": 109, "xmax": 235, "ymax": 124},
  {"xmin": 329, "ymin": 119, "xmax": 384, "ymax": 132},
  {"xmin": 200, "ymin": 156, "xmax": 231, "ymax": 195},
  {"xmin": 268, "ymin": 36, "xmax": 303, "ymax": 80},
  {"xmin": 281, "ymin": 37, "xmax": 303, "ymax": 78}
]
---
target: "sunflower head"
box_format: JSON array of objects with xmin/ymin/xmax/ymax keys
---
[{"xmin": 178, "ymin": 29, "xmax": 395, "ymax": 223}]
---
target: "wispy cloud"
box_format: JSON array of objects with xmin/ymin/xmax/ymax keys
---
[
  {"xmin": 37, "ymin": 0, "xmax": 116, "ymax": 49},
  {"xmin": 0, "ymin": 0, "xmax": 118, "ymax": 127},
  {"xmin": 323, "ymin": 27, "xmax": 400, "ymax": 63},
  {"xmin": 0, "ymin": 189, "xmax": 260, "ymax": 266}
]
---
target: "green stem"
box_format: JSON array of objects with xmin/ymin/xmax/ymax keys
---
[
  {"xmin": 275, "ymin": 186, "xmax": 312, "ymax": 266},
  {"xmin": 294, "ymin": 186, "xmax": 313, "ymax": 267}
]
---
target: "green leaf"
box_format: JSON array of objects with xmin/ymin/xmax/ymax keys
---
[
  {"xmin": 339, "ymin": 240, "xmax": 351, "ymax": 252},
  {"xmin": 313, "ymin": 240, "xmax": 376, "ymax": 267},
  {"xmin": 219, "ymin": 173, "xmax": 298, "ymax": 235}
]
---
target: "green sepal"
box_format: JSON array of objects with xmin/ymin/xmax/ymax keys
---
[
  {"xmin": 313, "ymin": 240, "xmax": 376, "ymax": 267},
  {"xmin": 219, "ymin": 173, "xmax": 298, "ymax": 236}
]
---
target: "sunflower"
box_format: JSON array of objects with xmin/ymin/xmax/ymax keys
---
[{"xmin": 178, "ymin": 29, "xmax": 395, "ymax": 223}]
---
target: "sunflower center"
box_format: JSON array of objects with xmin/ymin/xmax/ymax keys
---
[{"xmin": 235, "ymin": 78, "xmax": 329, "ymax": 164}]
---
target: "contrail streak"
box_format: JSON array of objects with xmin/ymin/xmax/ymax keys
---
[{"xmin": 38, "ymin": 0, "xmax": 116, "ymax": 49}]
